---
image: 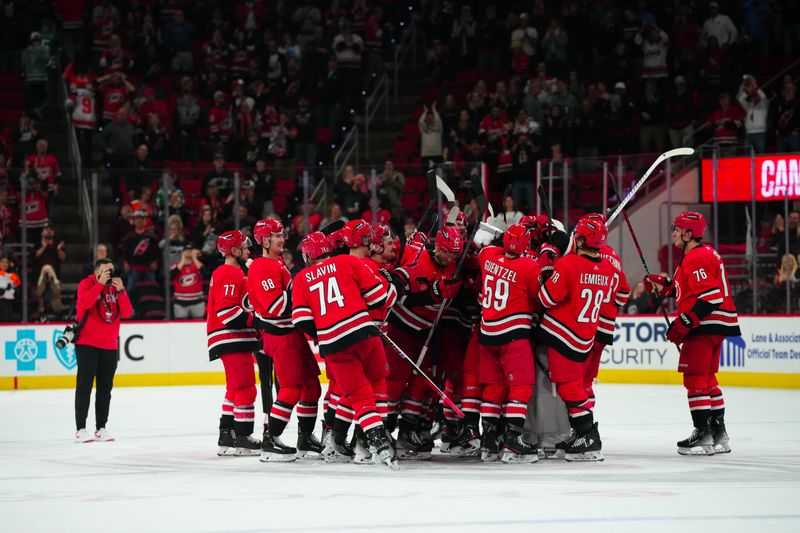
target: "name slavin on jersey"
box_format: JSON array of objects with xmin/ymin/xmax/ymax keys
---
[
  {"xmin": 305, "ymin": 263, "xmax": 337, "ymax": 282},
  {"xmin": 484, "ymin": 260, "xmax": 518, "ymax": 283},
  {"xmin": 579, "ymin": 273, "xmax": 610, "ymax": 286}
]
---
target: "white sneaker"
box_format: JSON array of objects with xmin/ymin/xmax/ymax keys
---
[
  {"xmin": 74, "ymin": 428, "xmax": 94, "ymax": 443},
  {"xmin": 94, "ymin": 428, "xmax": 115, "ymax": 442}
]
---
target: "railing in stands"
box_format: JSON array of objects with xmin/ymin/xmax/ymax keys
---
[
  {"xmin": 363, "ymin": 73, "xmax": 389, "ymax": 156},
  {"xmin": 333, "ymin": 124, "xmax": 359, "ymax": 180},
  {"xmin": 393, "ymin": 16, "xmax": 417, "ymax": 103}
]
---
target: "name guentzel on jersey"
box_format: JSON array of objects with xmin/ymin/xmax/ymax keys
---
[{"xmin": 483, "ymin": 260, "xmax": 518, "ymax": 283}]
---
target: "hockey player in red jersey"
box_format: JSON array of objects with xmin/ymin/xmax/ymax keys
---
[
  {"xmin": 248, "ymin": 219, "xmax": 323, "ymax": 462},
  {"xmin": 537, "ymin": 219, "xmax": 618, "ymax": 461},
  {"xmin": 477, "ymin": 224, "xmax": 542, "ymax": 462},
  {"xmin": 644, "ymin": 211, "xmax": 740, "ymax": 455},
  {"xmin": 388, "ymin": 226, "xmax": 464, "ymax": 459},
  {"xmin": 291, "ymin": 232, "xmax": 398, "ymax": 469},
  {"xmin": 207, "ymin": 230, "xmax": 261, "ymax": 456},
  {"xmin": 577, "ymin": 213, "xmax": 630, "ymax": 410}
]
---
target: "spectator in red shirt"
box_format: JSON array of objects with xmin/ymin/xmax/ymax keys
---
[
  {"xmin": 98, "ymin": 71, "xmax": 134, "ymax": 125},
  {"xmin": 27, "ymin": 139, "xmax": 61, "ymax": 197},
  {"xmin": 708, "ymin": 92, "xmax": 744, "ymax": 147},
  {"xmin": 138, "ymin": 87, "xmax": 169, "ymax": 128},
  {"xmin": 479, "ymin": 104, "xmax": 510, "ymax": 150}
]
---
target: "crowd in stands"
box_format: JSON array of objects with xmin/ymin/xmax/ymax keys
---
[{"xmin": 1, "ymin": 0, "xmax": 799, "ymax": 321}]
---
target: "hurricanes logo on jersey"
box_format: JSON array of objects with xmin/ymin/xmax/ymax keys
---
[
  {"xmin": 180, "ymin": 273, "xmax": 199, "ymax": 286},
  {"xmin": 133, "ymin": 239, "xmax": 151, "ymax": 256}
]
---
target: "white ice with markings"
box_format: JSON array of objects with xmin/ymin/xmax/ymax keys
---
[{"xmin": 1, "ymin": 383, "xmax": 799, "ymax": 532}]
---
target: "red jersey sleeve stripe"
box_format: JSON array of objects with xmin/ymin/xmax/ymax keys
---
[
  {"xmin": 539, "ymin": 285, "xmax": 557, "ymax": 308},
  {"xmin": 267, "ymin": 292, "xmax": 287, "ymax": 315},
  {"xmin": 219, "ymin": 307, "xmax": 244, "ymax": 325}
]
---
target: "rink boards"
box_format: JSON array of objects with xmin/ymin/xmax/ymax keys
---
[{"xmin": 1, "ymin": 315, "xmax": 799, "ymax": 390}]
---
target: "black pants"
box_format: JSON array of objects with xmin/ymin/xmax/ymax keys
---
[{"xmin": 75, "ymin": 344, "xmax": 118, "ymax": 431}]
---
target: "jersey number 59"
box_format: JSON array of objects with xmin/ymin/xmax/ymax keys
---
[{"xmin": 482, "ymin": 274, "xmax": 509, "ymax": 311}]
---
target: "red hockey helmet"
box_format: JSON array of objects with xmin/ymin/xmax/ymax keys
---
[
  {"xmin": 301, "ymin": 232, "xmax": 332, "ymax": 264},
  {"xmin": 504, "ymin": 223, "xmax": 531, "ymax": 256},
  {"xmin": 579, "ymin": 212, "xmax": 607, "ymax": 225},
  {"xmin": 519, "ymin": 215, "xmax": 537, "ymax": 229},
  {"xmin": 574, "ymin": 219, "xmax": 608, "ymax": 249},
  {"xmin": 253, "ymin": 219, "xmax": 285, "ymax": 246},
  {"xmin": 435, "ymin": 226, "xmax": 464, "ymax": 257},
  {"xmin": 217, "ymin": 230, "xmax": 249, "ymax": 256},
  {"xmin": 370, "ymin": 224, "xmax": 395, "ymax": 246},
  {"xmin": 673, "ymin": 211, "xmax": 706, "ymax": 239},
  {"xmin": 342, "ymin": 219, "xmax": 372, "ymax": 248},
  {"xmin": 327, "ymin": 228, "xmax": 346, "ymax": 249}
]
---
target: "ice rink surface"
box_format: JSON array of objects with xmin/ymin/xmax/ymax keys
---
[{"xmin": 1, "ymin": 383, "xmax": 799, "ymax": 533}]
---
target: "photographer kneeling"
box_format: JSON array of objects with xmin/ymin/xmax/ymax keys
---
[{"xmin": 73, "ymin": 259, "xmax": 133, "ymax": 443}]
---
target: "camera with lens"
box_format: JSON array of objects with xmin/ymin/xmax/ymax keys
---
[
  {"xmin": 106, "ymin": 270, "xmax": 115, "ymax": 285},
  {"xmin": 55, "ymin": 322, "xmax": 82, "ymax": 349}
]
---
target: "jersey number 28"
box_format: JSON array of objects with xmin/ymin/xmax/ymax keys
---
[
  {"xmin": 577, "ymin": 288, "xmax": 604, "ymax": 323},
  {"xmin": 309, "ymin": 278, "xmax": 345, "ymax": 314}
]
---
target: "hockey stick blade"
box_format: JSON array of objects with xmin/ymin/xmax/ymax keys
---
[
  {"xmin": 446, "ymin": 206, "xmax": 460, "ymax": 225},
  {"xmin": 319, "ymin": 219, "xmax": 345, "ymax": 236},
  {"xmin": 606, "ymin": 147, "xmax": 694, "ymax": 225},
  {"xmin": 436, "ymin": 172, "xmax": 456, "ymax": 203},
  {"xmin": 381, "ymin": 331, "xmax": 464, "ymax": 418},
  {"xmin": 487, "ymin": 203, "xmax": 494, "ymax": 218}
]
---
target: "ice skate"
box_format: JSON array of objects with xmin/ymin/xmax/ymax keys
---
[
  {"xmin": 396, "ymin": 427, "xmax": 433, "ymax": 460},
  {"xmin": 216, "ymin": 428, "xmax": 235, "ymax": 456},
  {"xmin": 233, "ymin": 433, "xmax": 262, "ymax": 456},
  {"xmin": 480, "ymin": 423, "xmax": 503, "ymax": 462},
  {"xmin": 366, "ymin": 427, "xmax": 399, "ymax": 471},
  {"xmin": 553, "ymin": 430, "xmax": 577, "ymax": 459},
  {"xmin": 564, "ymin": 422, "xmax": 604, "ymax": 462},
  {"xmin": 710, "ymin": 418, "xmax": 731, "ymax": 454},
  {"xmin": 677, "ymin": 426, "xmax": 715, "ymax": 456},
  {"xmin": 322, "ymin": 433, "xmax": 355, "ymax": 463},
  {"xmin": 438, "ymin": 421, "xmax": 461, "ymax": 454},
  {"xmin": 447, "ymin": 424, "xmax": 481, "ymax": 457},
  {"xmin": 259, "ymin": 433, "xmax": 297, "ymax": 462},
  {"xmin": 93, "ymin": 428, "xmax": 115, "ymax": 442},
  {"xmin": 500, "ymin": 432, "xmax": 539, "ymax": 464},
  {"xmin": 353, "ymin": 433, "xmax": 374, "ymax": 465},
  {"xmin": 74, "ymin": 428, "xmax": 94, "ymax": 444},
  {"xmin": 296, "ymin": 432, "xmax": 324, "ymax": 460}
]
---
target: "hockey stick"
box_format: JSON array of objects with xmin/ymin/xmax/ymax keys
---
[
  {"xmin": 605, "ymin": 170, "xmax": 672, "ymax": 329},
  {"xmin": 606, "ymin": 147, "xmax": 694, "ymax": 225},
  {"xmin": 414, "ymin": 183, "xmax": 488, "ymax": 366},
  {"xmin": 380, "ymin": 330, "xmax": 464, "ymax": 418}
]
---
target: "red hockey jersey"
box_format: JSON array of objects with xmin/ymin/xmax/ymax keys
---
[
  {"xmin": 595, "ymin": 244, "xmax": 631, "ymax": 345},
  {"xmin": 389, "ymin": 245, "xmax": 457, "ymax": 334},
  {"xmin": 362, "ymin": 257, "xmax": 397, "ymax": 325},
  {"xmin": 292, "ymin": 254, "xmax": 388, "ymax": 356},
  {"xmin": 537, "ymin": 253, "xmax": 618, "ymax": 361},
  {"xmin": 674, "ymin": 243, "xmax": 740, "ymax": 338},
  {"xmin": 478, "ymin": 246, "xmax": 541, "ymax": 345},
  {"xmin": 206, "ymin": 263, "xmax": 260, "ymax": 360},
  {"xmin": 247, "ymin": 256, "xmax": 295, "ymax": 336},
  {"xmin": 171, "ymin": 263, "xmax": 204, "ymax": 304}
]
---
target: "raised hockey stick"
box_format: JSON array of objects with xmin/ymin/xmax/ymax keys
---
[
  {"xmin": 605, "ymin": 147, "xmax": 694, "ymax": 225},
  {"xmin": 605, "ymin": 170, "xmax": 672, "ymax": 328},
  {"xmin": 380, "ymin": 331, "xmax": 464, "ymax": 418}
]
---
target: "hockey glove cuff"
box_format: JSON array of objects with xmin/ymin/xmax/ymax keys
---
[
  {"xmin": 644, "ymin": 274, "xmax": 674, "ymax": 298},
  {"xmin": 666, "ymin": 312, "xmax": 698, "ymax": 344}
]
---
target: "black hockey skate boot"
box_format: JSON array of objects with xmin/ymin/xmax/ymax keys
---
[
  {"xmin": 352, "ymin": 428, "xmax": 374, "ymax": 465},
  {"xmin": 365, "ymin": 427, "xmax": 399, "ymax": 470},
  {"xmin": 564, "ymin": 422, "xmax": 604, "ymax": 462},
  {"xmin": 438, "ymin": 420, "xmax": 461, "ymax": 454},
  {"xmin": 447, "ymin": 424, "xmax": 481, "ymax": 457},
  {"xmin": 677, "ymin": 425, "xmax": 715, "ymax": 456},
  {"xmin": 480, "ymin": 421, "xmax": 503, "ymax": 462},
  {"xmin": 396, "ymin": 418, "xmax": 433, "ymax": 460},
  {"xmin": 259, "ymin": 432, "xmax": 297, "ymax": 462},
  {"xmin": 710, "ymin": 416, "xmax": 731, "ymax": 454},
  {"xmin": 553, "ymin": 430, "xmax": 577, "ymax": 459},
  {"xmin": 296, "ymin": 432, "xmax": 324, "ymax": 460},
  {"xmin": 322, "ymin": 431, "xmax": 355, "ymax": 463},
  {"xmin": 217, "ymin": 428, "xmax": 236, "ymax": 456},
  {"xmin": 501, "ymin": 431, "xmax": 540, "ymax": 464},
  {"xmin": 233, "ymin": 433, "xmax": 262, "ymax": 456}
]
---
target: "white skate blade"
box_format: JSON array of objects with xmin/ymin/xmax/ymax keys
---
[
  {"xmin": 678, "ymin": 444, "xmax": 715, "ymax": 456},
  {"xmin": 259, "ymin": 451, "xmax": 296, "ymax": 462},
  {"xmin": 75, "ymin": 437, "xmax": 95, "ymax": 444},
  {"xmin": 217, "ymin": 446, "xmax": 235, "ymax": 456},
  {"xmin": 501, "ymin": 451, "xmax": 540, "ymax": 464},
  {"xmin": 233, "ymin": 447, "xmax": 261, "ymax": 457},
  {"xmin": 321, "ymin": 448, "xmax": 353, "ymax": 463},
  {"xmin": 538, "ymin": 447, "xmax": 559, "ymax": 460},
  {"xmin": 382, "ymin": 458, "xmax": 400, "ymax": 471},
  {"xmin": 449, "ymin": 440, "xmax": 481, "ymax": 457},
  {"xmin": 296, "ymin": 449, "xmax": 324, "ymax": 460},
  {"xmin": 565, "ymin": 451, "xmax": 604, "ymax": 462},
  {"xmin": 439, "ymin": 442, "xmax": 451, "ymax": 453},
  {"xmin": 714, "ymin": 442, "xmax": 731, "ymax": 454},
  {"xmin": 397, "ymin": 449, "xmax": 431, "ymax": 461},
  {"xmin": 353, "ymin": 453, "xmax": 375, "ymax": 465},
  {"xmin": 480, "ymin": 451, "xmax": 499, "ymax": 462}
]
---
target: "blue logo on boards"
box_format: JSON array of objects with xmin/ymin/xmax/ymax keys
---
[
  {"xmin": 4, "ymin": 330, "xmax": 47, "ymax": 371},
  {"xmin": 720, "ymin": 336, "xmax": 745, "ymax": 368},
  {"xmin": 52, "ymin": 329, "xmax": 77, "ymax": 370}
]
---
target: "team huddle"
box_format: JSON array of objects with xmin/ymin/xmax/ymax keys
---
[{"xmin": 205, "ymin": 207, "xmax": 739, "ymax": 469}]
